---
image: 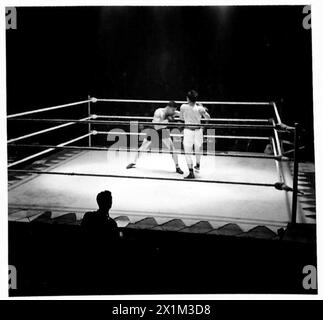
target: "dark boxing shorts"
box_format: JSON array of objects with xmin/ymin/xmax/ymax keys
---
[{"xmin": 146, "ymin": 128, "xmax": 171, "ymax": 141}]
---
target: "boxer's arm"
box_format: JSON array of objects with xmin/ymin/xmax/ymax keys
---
[
  {"xmin": 179, "ymin": 105, "xmax": 185, "ymax": 121},
  {"xmin": 203, "ymin": 110, "xmax": 211, "ymax": 120},
  {"xmin": 199, "ymin": 105, "xmax": 211, "ymax": 120},
  {"xmin": 167, "ymin": 110, "xmax": 181, "ymax": 122},
  {"xmin": 153, "ymin": 109, "xmax": 167, "ymax": 123},
  {"xmin": 174, "ymin": 110, "xmax": 181, "ymax": 117}
]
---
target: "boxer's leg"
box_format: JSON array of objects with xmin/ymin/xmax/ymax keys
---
[
  {"xmin": 183, "ymin": 129, "xmax": 195, "ymax": 178},
  {"xmin": 162, "ymin": 137, "xmax": 183, "ymax": 174},
  {"xmin": 194, "ymin": 129, "xmax": 203, "ymax": 170},
  {"xmin": 126, "ymin": 138, "xmax": 151, "ymax": 169}
]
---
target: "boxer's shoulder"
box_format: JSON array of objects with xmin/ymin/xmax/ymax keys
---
[
  {"xmin": 180, "ymin": 103, "xmax": 189, "ymax": 110},
  {"xmin": 154, "ymin": 108, "xmax": 164, "ymax": 118}
]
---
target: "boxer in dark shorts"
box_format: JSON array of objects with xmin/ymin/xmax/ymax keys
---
[{"xmin": 126, "ymin": 101, "xmax": 183, "ymax": 174}]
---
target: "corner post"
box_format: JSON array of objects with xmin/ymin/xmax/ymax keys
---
[
  {"xmin": 291, "ymin": 123, "xmax": 299, "ymax": 225},
  {"xmin": 88, "ymin": 95, "xmax": 92, "ymax": 147}
]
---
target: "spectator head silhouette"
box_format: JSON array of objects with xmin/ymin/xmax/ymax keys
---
[{"xmin": 96, "ymin": 190, "xmax": 112, "ymax": 212}]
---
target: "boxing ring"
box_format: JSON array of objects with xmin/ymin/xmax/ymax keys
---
[{"xmin": 7, "ymin": 97, "xmax": 307, "ymax": 233}]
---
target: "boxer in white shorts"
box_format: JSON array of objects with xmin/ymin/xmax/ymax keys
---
[{"xmin": 180, "ymin": 90, "xmax": 210, "ymax": 179}]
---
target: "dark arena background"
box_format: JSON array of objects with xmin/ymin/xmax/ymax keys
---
[{"xmin": 6, "ymin": 6, "xmax": 316, "ymax": 296}]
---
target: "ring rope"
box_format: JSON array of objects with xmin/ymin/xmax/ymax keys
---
[
  {"xmin": 272, "ymin": 102, "xmax": 282, "ymax": 125},
  {"xmin": 98, "ymin": 98, "xmax": 285, "ymax": 129},
  {"xmin": 271, "ymin": 137, "xmax": 285, "ymax": 184},
  {"xmin": 8, "ymin": 118, "xmax": 276, "ymax": 129},
  {"xmin": 283, "ymin": 146, "xmax": 305, "ymax": 156},
  {"xmin": 7, "ymin": 116, "xmax": 92, "ymax": 144},
  {"xmin": 97, "ymin": 98, "xmax": 283, "ymax": 127},
  {"xmin": 8, "ymin": 168, "xmax": 276, "ymax": 188},
  {"xmin": 95, "ymin": 115, "xmax": 270, "ymax": 123},
  {"xmin": 7, "ymin": 99, "xmax": 92, "ymax": 119},
  {"xmin": 272, "ymin": 120, "xmax": 283, "ymax": 156},
  {"xmin": 7, "ymin": 133, "xmax": 91, "ymax": 168},
  {"xmin": 97, "ymin": 98, "xmax": 272, "ymax": 106},
  {"xmin": 5, "ymin": 97, "xmax": 283, "ymax": 132},
  {"xmin": 95, "ymin": 130, "xmax": 270, "ymax": 140},
  {"xmin": 8, "ymin": 143, "xmax": 284, "ymax": 161}
]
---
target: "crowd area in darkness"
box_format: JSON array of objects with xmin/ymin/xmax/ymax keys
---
[{"xmin": 9, "ymin": 188, "xmax": 317, "ymax": 296}]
